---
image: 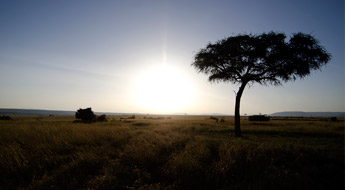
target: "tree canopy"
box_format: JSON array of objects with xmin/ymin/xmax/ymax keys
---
[
  {"xmin": 193, "ymin": 32, "xmax": 330, "ymax": 86},
  {"xmin": 192, "ymin": 32, "xmax": 330, "ymax": 137}
]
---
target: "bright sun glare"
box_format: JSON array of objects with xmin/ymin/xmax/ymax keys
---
[{"xmin": 134, "ymin": 64, "xmax": 194, "ymax": 113}]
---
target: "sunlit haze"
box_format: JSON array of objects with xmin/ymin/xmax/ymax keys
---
[
  {"xmin": 0, "ymin": 0, "xmax": 343, "ymax": 115},
  {"xmin": 133, "ymin": 62, "xmax": 194, "ymax": 113}
]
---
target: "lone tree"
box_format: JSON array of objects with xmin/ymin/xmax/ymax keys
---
[{"xmin": 192, "ymin": 32, "xmax": 330, "ymax": 137}]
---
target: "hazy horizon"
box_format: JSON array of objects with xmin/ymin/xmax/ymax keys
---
[
  {"xmin": 0, "ymin": 107, "xmax": 344, "ymax": 117},
  {"xmin": 0, "ymin": 0, "xmax": 344, "ymax": 115}
]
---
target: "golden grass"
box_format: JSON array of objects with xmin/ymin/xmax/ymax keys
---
[{"xmin": 0, "ymin": 116, "xmax": 343, "ymax": 189}]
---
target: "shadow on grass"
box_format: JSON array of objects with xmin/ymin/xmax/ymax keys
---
[
  {"xmin": 196, "ymin": 127, "xmax": 343, "ymax": 139},
  {"xmin": 243, "ymin": 129, "xmax": 343, "ymax": 139}
]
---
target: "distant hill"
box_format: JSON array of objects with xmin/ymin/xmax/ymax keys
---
[{"xmin": 270, "ymin": 111, "xmax": 344, "ymax": 117}]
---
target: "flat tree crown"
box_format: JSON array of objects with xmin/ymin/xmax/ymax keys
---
[{"xmin": 192, "ymin": 32, "xmax": 331, "ymax": 86}]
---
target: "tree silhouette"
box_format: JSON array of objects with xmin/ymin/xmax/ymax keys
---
[{"xmin": 192, "ymin": 32, "xmax": 330, "ymax": 137}]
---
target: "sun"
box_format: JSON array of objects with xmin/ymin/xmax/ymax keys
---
[{"xmin": 133, "ymin": 64, "xmax": 194, "ymax": 113}]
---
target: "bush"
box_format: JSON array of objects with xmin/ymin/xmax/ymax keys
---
[
  {"xmin": 75, "ymin": 108, "xmax": 96, "ymax": 123},
  {"xmin": 249, "ymin": 115, "xmax": 270, "ymax": 121},
  {"xmin": 121, "ymin": 115, "xmax": 135, "ymax": 120},
  {"xmin": 330, "ymin": 117, "xmax": 338, "ymax": 122},
  {"xmin": 209, "ymin": 116, "xmax": 219, "ymax": 122},
  {"xmin": 0, "ymin": 115, "xmax": 12, "ymax": 120},
  {"xmin": 97, "ymin": 115, "xmax": 107, "ymax": 122}
]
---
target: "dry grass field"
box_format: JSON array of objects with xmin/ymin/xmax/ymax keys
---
[{"xmin": 0, "ymin": 115, "xmax": 344, "ymax": 189}]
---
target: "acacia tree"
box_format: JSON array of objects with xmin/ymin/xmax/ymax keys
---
[{"xmin": 192, "ymin": 32, "xmax": 330, "ymax": 137}]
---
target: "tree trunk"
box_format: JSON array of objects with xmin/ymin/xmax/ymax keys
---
[{"xmin": 234, "ymin": 82, "xmax": 247, "ymax": 137}]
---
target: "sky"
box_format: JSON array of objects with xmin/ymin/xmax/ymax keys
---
[{"xmin": 0, "ymin": 0, "xmax": 344, "ymax": 115}]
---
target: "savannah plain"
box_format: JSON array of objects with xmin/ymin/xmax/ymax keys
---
[{"xmin": 0, "ymin": 115, "xmax": 343, "ymax": 189}]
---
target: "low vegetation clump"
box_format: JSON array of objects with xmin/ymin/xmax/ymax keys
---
[
  {"xmin": 96, "ymin": 114, "xmax": 107, "ymax": 122},
  {"xmin": 0, "ymin": 116, "xmax": 343, "ymax": 189},
  {"xmin": 0, "ymin": 115, "xmax": 12, "ymax": 120},
  {"xmin": 75, "ymin": 108, "xmax": 107, "ymax": 123},
  {"xmin": 121, "ymin": 115, "xmax": 136, "ymax": 120},
  {"xmin": 249, "ymin": 115, "xmax": 270, "ymax": 121}
]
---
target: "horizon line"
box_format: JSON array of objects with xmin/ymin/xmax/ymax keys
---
[{"xmin": 0, "ymin": 108, "xmax": 344, "ymax": 116}]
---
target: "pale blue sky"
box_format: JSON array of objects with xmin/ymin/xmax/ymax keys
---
[{"xmin": 0, "ymin": 0, "xmax": 343, "ymax": 114}]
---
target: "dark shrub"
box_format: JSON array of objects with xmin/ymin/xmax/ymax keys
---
[
  {"xmin": 75, "ymin": 108, "xmax": 96, "ymax": 123},
  {"xmin": 0, "ymin": 115, "xmax": 12, "ymax": 120},
  {"xmin": 330, "ymin": 117, "xmax": 338, "ymax": 122},
  {"xmin": 249, "ymin": 115, "xmax": 270, "ymax": 121},
  {"xmin": 209, "ymin": 116, "xmax": 219, "ymax": 122},
  {"xmin": 97, "ymin": 115, "xmax": 107, "ymax": 122},
  {"xmin": 121, "ymin": 115, "xmax": 135, "ymax": 120}
]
